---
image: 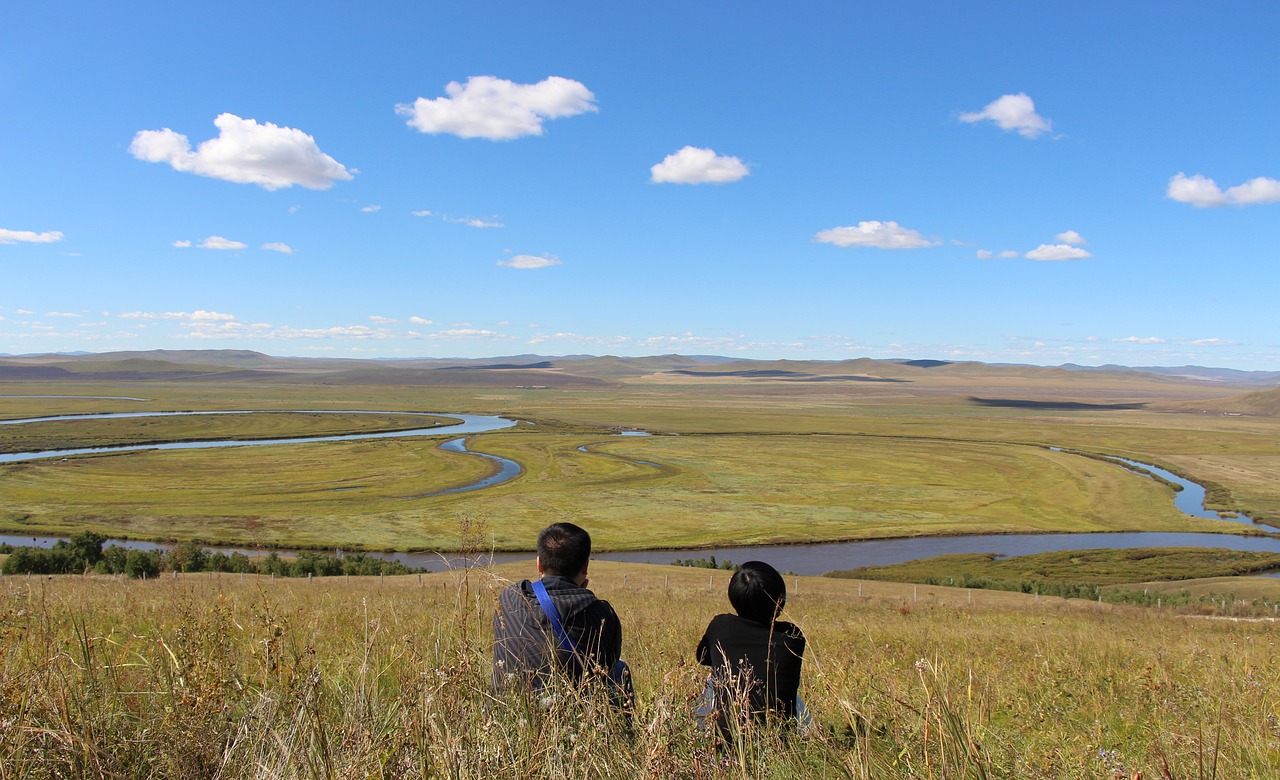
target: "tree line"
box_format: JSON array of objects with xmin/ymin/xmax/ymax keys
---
[{"xmin": 0, "ymin": 533, "xmax": 420, "ymax": 578}]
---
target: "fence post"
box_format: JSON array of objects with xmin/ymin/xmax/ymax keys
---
[
  {"xmin": 708, "ymin": 575, "xmax": 713, "ymax": 592},
  {"xmin": 968, "ymin": 589, "xmax": 972, "ymax": 605}
]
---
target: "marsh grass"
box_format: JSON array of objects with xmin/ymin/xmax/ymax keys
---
[{"xmin": 2, "ymin": 562, "xmax": 1279, "ymax": 778}]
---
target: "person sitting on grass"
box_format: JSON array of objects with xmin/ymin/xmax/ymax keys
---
[
  {"xmin": 492, "ymin": 522, "xmax": 632, "ymax": 708},
  {"xmin": 696, "ymin": 560, "xmax": 807, "ymax": 737}
]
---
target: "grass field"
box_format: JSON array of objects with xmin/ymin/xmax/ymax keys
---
[
  {"xmin": 3, "ymin": 561, "xmax": 1279, "ymax": 778},
  {"xmin": 2, "ymin": 376, "xmax": 1279, "ymax": 551}
]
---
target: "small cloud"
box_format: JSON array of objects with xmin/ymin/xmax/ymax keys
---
[
  {"xmin": 959, "ymin": 93, "xmax": 1053, "ymax": 139},
  {"xmin": 1117, "ymin": 336, "xmax": 1165, "ymax": 344},
  {"xmin": 411, "ymin": 210, "xmax": 434, "ymax": 217},
  {"xmin": 197, "ymin": 236, "xmax": 247, "ymax": 250},
  {"xmin": 1055, "ymin": 230, "xmax": 1087, "ymax": 245},
  {"xmin": 44, "ymin": 312, "xmax": 79, "ymax": 318},
  {"xmin": 1190, "ymin": 338, "xmax": 1231, "ymax": 346},
  {"xmin": 172, "ymin": 240, "xmax": 192, "ymax": 248},
  {"xmin": 368, "ymin": 315, "xmax": 400, "ymax": 324},
  {"xmin": 498, "ymin": 253, "xmax": 562, "ymax": 269},
  {"xmin": 130, "ymin": 112, "xmax": 353, "ymax": 190},
  {"xmin": 650, "ymin": 146, "xmax": 749, "ymax": 184},
  {"xmin": 0, "ymin": 228, "xmax": 63, "ymax": 245},
  {"xmin": 361, "ymin": 205, "xmax": 381, "ymax": 213},
  {"xmin": 262, "ymin": 242, "xmax": 293, "ymax": 254},
  {"xmin": 1167, "ymin": 172, "xmax": 1280, "ymax": 208},
  {"xmin": 288, "ymin": 205, "xmax": 301, "ymax": 214},
  {"xmin": 409, "ymin": 316, "xmax": 433, "ymax": 325},
  {"xmin": 458, "ymin": 217, "xmax": 503, "ymax": 228},
  {"xmin": 814, "ymin": 221, "xmax": 937, "ymax": 250},
  {"xmin": 397, "ymin": 75, "xmax": 597, "ymax": 140},
  {"xmin": 1024, "ymin": 244, "xmax": 1092, "ymax": 261}
]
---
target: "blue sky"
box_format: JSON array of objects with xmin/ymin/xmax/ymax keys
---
[{"xmin": 2, "ymin": 2, "xmax": 1277, "ymax": 368}]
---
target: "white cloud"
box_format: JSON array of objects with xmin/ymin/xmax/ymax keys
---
[
  {"xmin": 1190, "ymin": 338, "xmax": 1231, "ymax": 346},
  {"xmin": 262, "ymin": 242, "xmax": 293, "ymax": 254},
  {"xmin": 430, "ymin": 328, "xmax": 500, "ymax": 338},
  {"xmin": 976, "ymin": 249, "xmax": 1019, "ymax": 259},
  {"xmin": 0, "ymin": 228, "xmax": 63, "ymax": 244},
  {"xmin": 119, "ymin": 310, "xmax": 236, "ymax": 321},
  {"xmin": 650, "ymin": 146, "xmax": 750, "ymax": 185},
  {"xmin": 44, "ymin": 311, "xmax": 79, "ymax": 318},
  {"xmin": 457, "ymin": 217, "xmax": 503, "ymax": 228},
  {"xmin": 498, "ymin": 253, "xmax": 562, "ymax": 269},
  {"xmin": 959, "ymin": 93, "xmax": 1053, "ymax": 139},
  {"xmin": 409, "ymin": 316, "xmax": 433, "ymax": 325},
  {"xmin": 172, "ymin": 240, "xmax": 192, "ymax": 248},
  {"xmin": 197, "ymin": 236, "xmax": 247, "ymax": 250},
  {"xmin": 129, "ymin": 113, "xmax": 354, "ymax": 190},
  {"xmin": 1056, "ymin": 230, "xmax": 1087, "ymax": 245},
  {"xmin": 1167, "ymin": 172, "xmax": 1280, "ymax": 208},
  {"xmin": 814, "ymin": 221, "xmax": 937, "ymax": 250},
  {"xmin": 368, "ymin": 315, "xmax": 400, "ymax": 324},
  {"xmin": 1024, "ymin": 244, "xmax": 1092, "ymax": 261},
  {"xmin": 412, "ymin": 209, "xmax": 503, "ymax": 228},
  {"xmin": 362, "ymin": 205, "xmax": 381, "ymax": 213},
  {"xmin": 1117, "ymin": 336, "xmax": 1165, "ymax": 344},
  {"xmin": 396, "ymin": 75, "xmax": 597, "ymax": 140}
]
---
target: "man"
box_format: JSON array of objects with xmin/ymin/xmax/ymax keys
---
[{"xmin": 492, "ymin": 522, "xmax": 627, "ymax": 700}]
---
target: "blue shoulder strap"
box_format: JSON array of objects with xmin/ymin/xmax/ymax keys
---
[{"xmin": 531, "ymin": 579, "xmax": 578, "ymax": 658}]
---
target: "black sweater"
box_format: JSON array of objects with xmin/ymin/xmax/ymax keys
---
[{"xmin": 696, "ymin": 613, "xmax": 805, "ymax": 718}]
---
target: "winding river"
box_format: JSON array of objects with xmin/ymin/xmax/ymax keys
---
[{"xmin": 1, "ymin": 409, "xmax": 1277, "ymax": 575}]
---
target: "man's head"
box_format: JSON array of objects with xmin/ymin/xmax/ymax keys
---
[
  {"xmin": 728, "ymin": 560, "xmax": 787, "ymax": 624},
  {"xmin": 536, "ymin": 522, "xmax": 592, "ymax": 580}
]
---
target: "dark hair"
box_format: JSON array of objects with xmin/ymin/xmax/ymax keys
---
[
  {"xmin": 728, "ymin": 561, "xmax": 787, "ymax": 624},
  {"xmin": 537, "ymin": 522, "xmax": 592, "ymax": 578}
]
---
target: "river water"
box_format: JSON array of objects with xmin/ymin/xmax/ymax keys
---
[{"xmin": 1, "ymin": 409, "xmax": 1276, "ymax": 575}]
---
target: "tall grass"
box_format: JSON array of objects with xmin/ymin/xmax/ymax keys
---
[{"xmin": 2, "ymin": 564, "xmax": 1277, "ymax": 778}]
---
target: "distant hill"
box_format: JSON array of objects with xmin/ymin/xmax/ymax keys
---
[
  {"xmin": 1, "ymin": 349, "xmax": 1274, "ymax": 392},
  {"xmin": 1161, "ymin": 387, "xmax": 1280, "ymax": 417}
]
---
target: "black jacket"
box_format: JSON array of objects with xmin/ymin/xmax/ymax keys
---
[
  {"xmin": 492, "ymin": 575, "xmax": 622, "ymax": 691},
  {"xmin": 696, "ymin": 613, "xmax": 805, "ymax": 718}
]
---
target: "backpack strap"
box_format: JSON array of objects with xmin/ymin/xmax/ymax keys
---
[{"xmin": 531, "ymin": 579, "xmax": 581, "ymax": 671}]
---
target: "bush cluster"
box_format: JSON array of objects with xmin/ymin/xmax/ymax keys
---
[{"xmin": 0, "ymin": 532, "xmax": 419, "ymax": 579}]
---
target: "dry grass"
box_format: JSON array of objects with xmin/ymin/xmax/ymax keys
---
[{"xmin": 2, "ymin": 561, "xmax": 1277, "ymax": 779}]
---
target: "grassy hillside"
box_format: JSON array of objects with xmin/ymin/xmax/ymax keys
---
[
  {"xmin": 1163, "ymin": 387, "xmax": 1280, "ymax": 418},
  {"xmin": 3, "ymin": 561, "xmax": 1278, "ymax": 778}
]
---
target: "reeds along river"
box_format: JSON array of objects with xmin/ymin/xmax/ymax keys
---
[{"xmin": 1, "ymin": 410, "xmax": 1278, "ymax": 575}]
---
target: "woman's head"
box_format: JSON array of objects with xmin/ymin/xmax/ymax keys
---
[{"xmin": 728, "ymin": 561, "xmax": 787, "ymax": 624}]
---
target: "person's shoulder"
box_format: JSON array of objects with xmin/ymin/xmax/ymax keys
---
[{"xmin": 774, "ymin": 620, "xmax": 804, "ymax": 638}]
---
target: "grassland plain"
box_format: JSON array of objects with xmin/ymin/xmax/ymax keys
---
[
  {"xmin": 2, "ymin": 377, "xmax": 1279, "ymax": 550},
  {"xmin": 0, "ymin": 411, "xmax": 453, "ymax": 454},
  {"xmin": 3, "ymin": 561, "xmax": 1279, "ymax": 779}
]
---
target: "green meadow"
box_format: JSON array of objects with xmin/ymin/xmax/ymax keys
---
[{"xmin": 2, "ymin": 365, "xmax": 1279, "ymax": 551}]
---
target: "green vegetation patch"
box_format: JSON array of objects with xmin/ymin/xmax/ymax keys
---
[{"xmin": 828, "ymin": 547, "xmax": 1280, "ymax": 587}]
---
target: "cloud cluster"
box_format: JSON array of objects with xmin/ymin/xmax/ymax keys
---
[
  {"xmin": 498, "ymin": 254, "xmax": 562, "ymax": 269},
  {"xmin": 959, "ymin": 93, "xmax": 1053, "ymax": 139},
  {"xmin": 1, "ymin": 229, "xmax": 63, "ymax": 245},
  {"xmin": 397, "ymin": 76, "xmax": 597, "ymax": 140},
  {"xmin": 119, "ymin": 310, "xmax": 236, "ymax": 321},
  {"xmin": 130, "ymin": 113, "xmax": 353, "ymax": 190},
  {"xmin": 814, "ymin": 221, "xmax": 937, "ymax": 250},
  {"xmin": 977, "ymin": 230, "xmax": 1091, "ymax": 261},
  {"xmin": 1166, "ymin": 172, "xmax": 1280, "ymax": 208},
  {"xmin": 650, "ymin": 146, "xmax": 749, "ymax": 184}
]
